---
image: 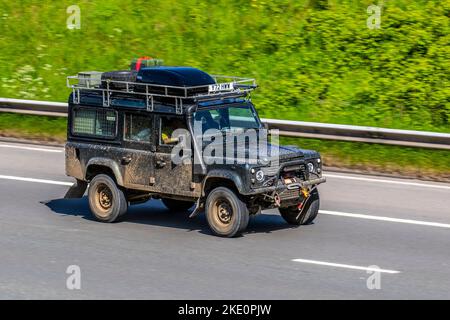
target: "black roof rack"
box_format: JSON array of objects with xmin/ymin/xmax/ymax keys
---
[{"xmin": 67, "ymin": 68, "xmax": 257, "ymax": 115}]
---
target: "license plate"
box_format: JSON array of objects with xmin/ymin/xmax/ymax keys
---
[{"xmin": 208, "ymin": 83, "xmax": 234, "ymax": 93}]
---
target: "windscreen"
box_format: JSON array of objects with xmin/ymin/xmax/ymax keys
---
[{"xmin": 193, "ymin": 105, "xmax": 260, "ymax": 134}]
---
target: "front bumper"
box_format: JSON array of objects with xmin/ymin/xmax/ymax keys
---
[
  {"xmin": 262, "ymin": 177, "xmax": 324, "ymax": 208},
  {"xmin": 244, "ymin": 177, "xmax": 326, "ymax": 195},
  {"xmin": 283, "ymin": 177, "xmax": 326, "ymax": 189},
  {"xmin": 277, "ymin": 177, "xmax": 326, "ymax": 203}
]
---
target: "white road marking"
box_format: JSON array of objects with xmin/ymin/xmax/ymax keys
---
[
  {"xmin": 320, "ymin": 210, "xmax": 450, "ymax": 229},
  {"xmin": 291, "ymin": 259, "xmax": 401, "ymax": 274},
  {"xmin": 324, "ymin": 173, "xmax": 450, "ymax": 190},
  {"xmin": 0, "ymin": 144, "xmax": 62, "ymax": 153},
  {"xmin": 0, "ymin": 175, "xmax": 72, "ymax": 186}
]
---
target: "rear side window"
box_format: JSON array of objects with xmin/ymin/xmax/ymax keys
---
[
  {"xmin": 124, "ymin": 113, "xmax": 152, "ymax": 143},
  {"xmin": 73, "ymin": 108, "xmax": 117, "ymax": 138}
]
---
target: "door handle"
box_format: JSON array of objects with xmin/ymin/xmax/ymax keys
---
[{"xmin": 121, "ymin": 155, "xmax": 132, "ymax": 165}]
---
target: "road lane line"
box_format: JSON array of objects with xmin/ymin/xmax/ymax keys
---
[
  {"xmin": 0, "ymin": 175, "xmax": 72, "ymax": 186},
  {"xmin": 0, "ymin": 144, "xmax": 63, "ymax": 153},
  {"xmin": 291, "ymin": 259, "xmax": 401, "ymax": 274},
  {"xmin": 324, "ymin": 173, "xmax": 450, "ymax": 190},
  {"xmin": 320, "ymin": 210, "xmax": 450, "ymax": 229}
]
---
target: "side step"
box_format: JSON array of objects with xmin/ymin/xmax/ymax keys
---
[{"xmin": 189, "ymin": 198, "xmax": 203, "ymax": 218}]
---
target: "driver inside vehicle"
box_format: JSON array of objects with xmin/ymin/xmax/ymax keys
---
[{"xmin": 160, "ymin": 118, "xmax": 186, "ymax": 145}]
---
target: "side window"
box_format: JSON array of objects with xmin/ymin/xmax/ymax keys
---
[
  {"xmin": 124, "ymin": 113, "xmax": 152, "ymax": 143},
  {"xmin": 159, "ymin": 116, "xmax": 187, "ymax": 147},
  {"xmin": 72, "ymin": 108, "xmax": 117, "ymax": 138}
]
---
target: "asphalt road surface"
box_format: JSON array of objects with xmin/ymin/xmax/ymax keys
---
[{"xmin": 0, "ymin": 141, "xmax": 449, "ymax": 299}]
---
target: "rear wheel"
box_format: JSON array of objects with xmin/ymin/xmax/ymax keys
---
[
  {"xmin": 205, "ymin": 187, "xmax": 249, "ymax": 237},
  {"xmin": 88, "ymin": 174, "xmax": 128, "ymax": 223},
  {"xmin": 279, "ymin": 189, "xmax": 320, "ymax": 226},
  {"xmin": 161, "ymin": 198, "xmax": 195, "ymax": 212}
]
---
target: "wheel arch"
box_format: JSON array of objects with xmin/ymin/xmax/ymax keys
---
[
  {"xmin": 202, "ymin": 170, "xmax": 244, "ymax": 197},
  {"xmin": 85, "ymin": 157, "xmax": 124, "ymax": 186}
]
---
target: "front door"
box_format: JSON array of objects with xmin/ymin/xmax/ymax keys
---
[{"xmin": 154, "ymin": 115, "xmax": 197, "ymax": 197}]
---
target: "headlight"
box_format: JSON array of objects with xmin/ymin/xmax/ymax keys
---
[
  {"xmin": 255, "ymin": 170, "xmax": 265, "ymax": 182},
  {"xmin": 307, "ymin": 162, "xmax": 315, "ymax": 173},
  {"xmin": 316, "ymin": 158, "xmax": 322, "ymax": 174}
]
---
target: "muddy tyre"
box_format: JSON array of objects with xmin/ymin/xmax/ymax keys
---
[
  {"xmin": 88, "ymin": 174, "xmax": 128, "ymax": 223},
  {"xmin": 279, "ymin": 189, "xmax": 320, "ymax": 226},
  {"xmin": 161, "ymin": 198, "xmax": 195, "ymax": 212},
  {"xmin": 205, "ymin": 187, "xmax": 249, "ymax": 237}
]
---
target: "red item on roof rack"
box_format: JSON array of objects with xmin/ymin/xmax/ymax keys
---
[{"xmin": 130, "ymin": 57, "xmax": 164, "ymax": 71}]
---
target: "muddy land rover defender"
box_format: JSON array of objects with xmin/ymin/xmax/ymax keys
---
[{"xmin": 65, "ymin": 62, "xmax": 326, "ymax": 237}]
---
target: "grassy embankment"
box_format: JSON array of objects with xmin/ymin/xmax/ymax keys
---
[{"xmin": 0, "ymin": 1, "xmax": 448, "ymax": 178}]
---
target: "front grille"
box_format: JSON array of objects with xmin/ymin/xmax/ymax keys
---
[
  {"xmin": 262, "ymin": 160, "xmax": 307, "ymax": 177},
  {"xmin": 297, "ymin": 166, "xmax": 308, "ymax": 181},
  {"xmin": 282, "ymin": 163, "xmax": 308, "ymax": 181},
  {"xmin": 262, "ymin": 166, "xmax": 278, "ymax": 176}
]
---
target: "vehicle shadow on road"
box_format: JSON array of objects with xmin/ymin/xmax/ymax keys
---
[{"xmin": 43, "ymin": 197, "xmax": 297, "ymax": 236}]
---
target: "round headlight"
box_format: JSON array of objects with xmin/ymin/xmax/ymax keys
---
[
  {"xmin": 255, "ymin": 170, "xmax": 265, "ymax": 182},
  {"xmin": 307, "ymin": 162, "xmax": 315, "ymax": 173}
]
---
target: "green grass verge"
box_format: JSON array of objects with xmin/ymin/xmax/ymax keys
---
[
  {"xmin": 1, "ymin": 113, "xmax": 448, "ymax": 180},
  {"xmin": 281, "ymin": 137, "xmax": 450, "ymax": 180},
  {"xmin": 0, "ymin": 113, "xmax": 66, "ymax": 142}
]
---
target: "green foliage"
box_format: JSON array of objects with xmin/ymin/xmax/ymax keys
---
[
  {"xmin": 0, "ymin": 113, "xmax": 66, "ymax": 141},
  {"xmin": 0, "ymin": 0, "xmax": 449, "ymax": 178},
  {"xmin": 0, "ymin": 0, "xmax": 449, "ymax": 132}
]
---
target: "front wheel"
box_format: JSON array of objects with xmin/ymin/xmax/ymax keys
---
[
  {"xmin": 88, "ymin": 174, "xmax": 128, "ymax": 223},
  {"xmin": 205, "ymin": 187, "xmax": 249, "ymax": 237},
  {"xmin": 279, "ymin": 189, "xmax": 320, "ymax": 226}
]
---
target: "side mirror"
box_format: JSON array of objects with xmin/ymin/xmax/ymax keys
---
[{"xmin": 263, "ymin": 122, "xmax": 269, "ymax": 130}]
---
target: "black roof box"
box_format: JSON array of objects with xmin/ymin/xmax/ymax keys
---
[
  {"xmin": 135, "ymin": 67, "xmax": 216, "ymax": 96},
  {"xmin": 136, "ymin": 67, "xmax": 215, "ymax": 87}
]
